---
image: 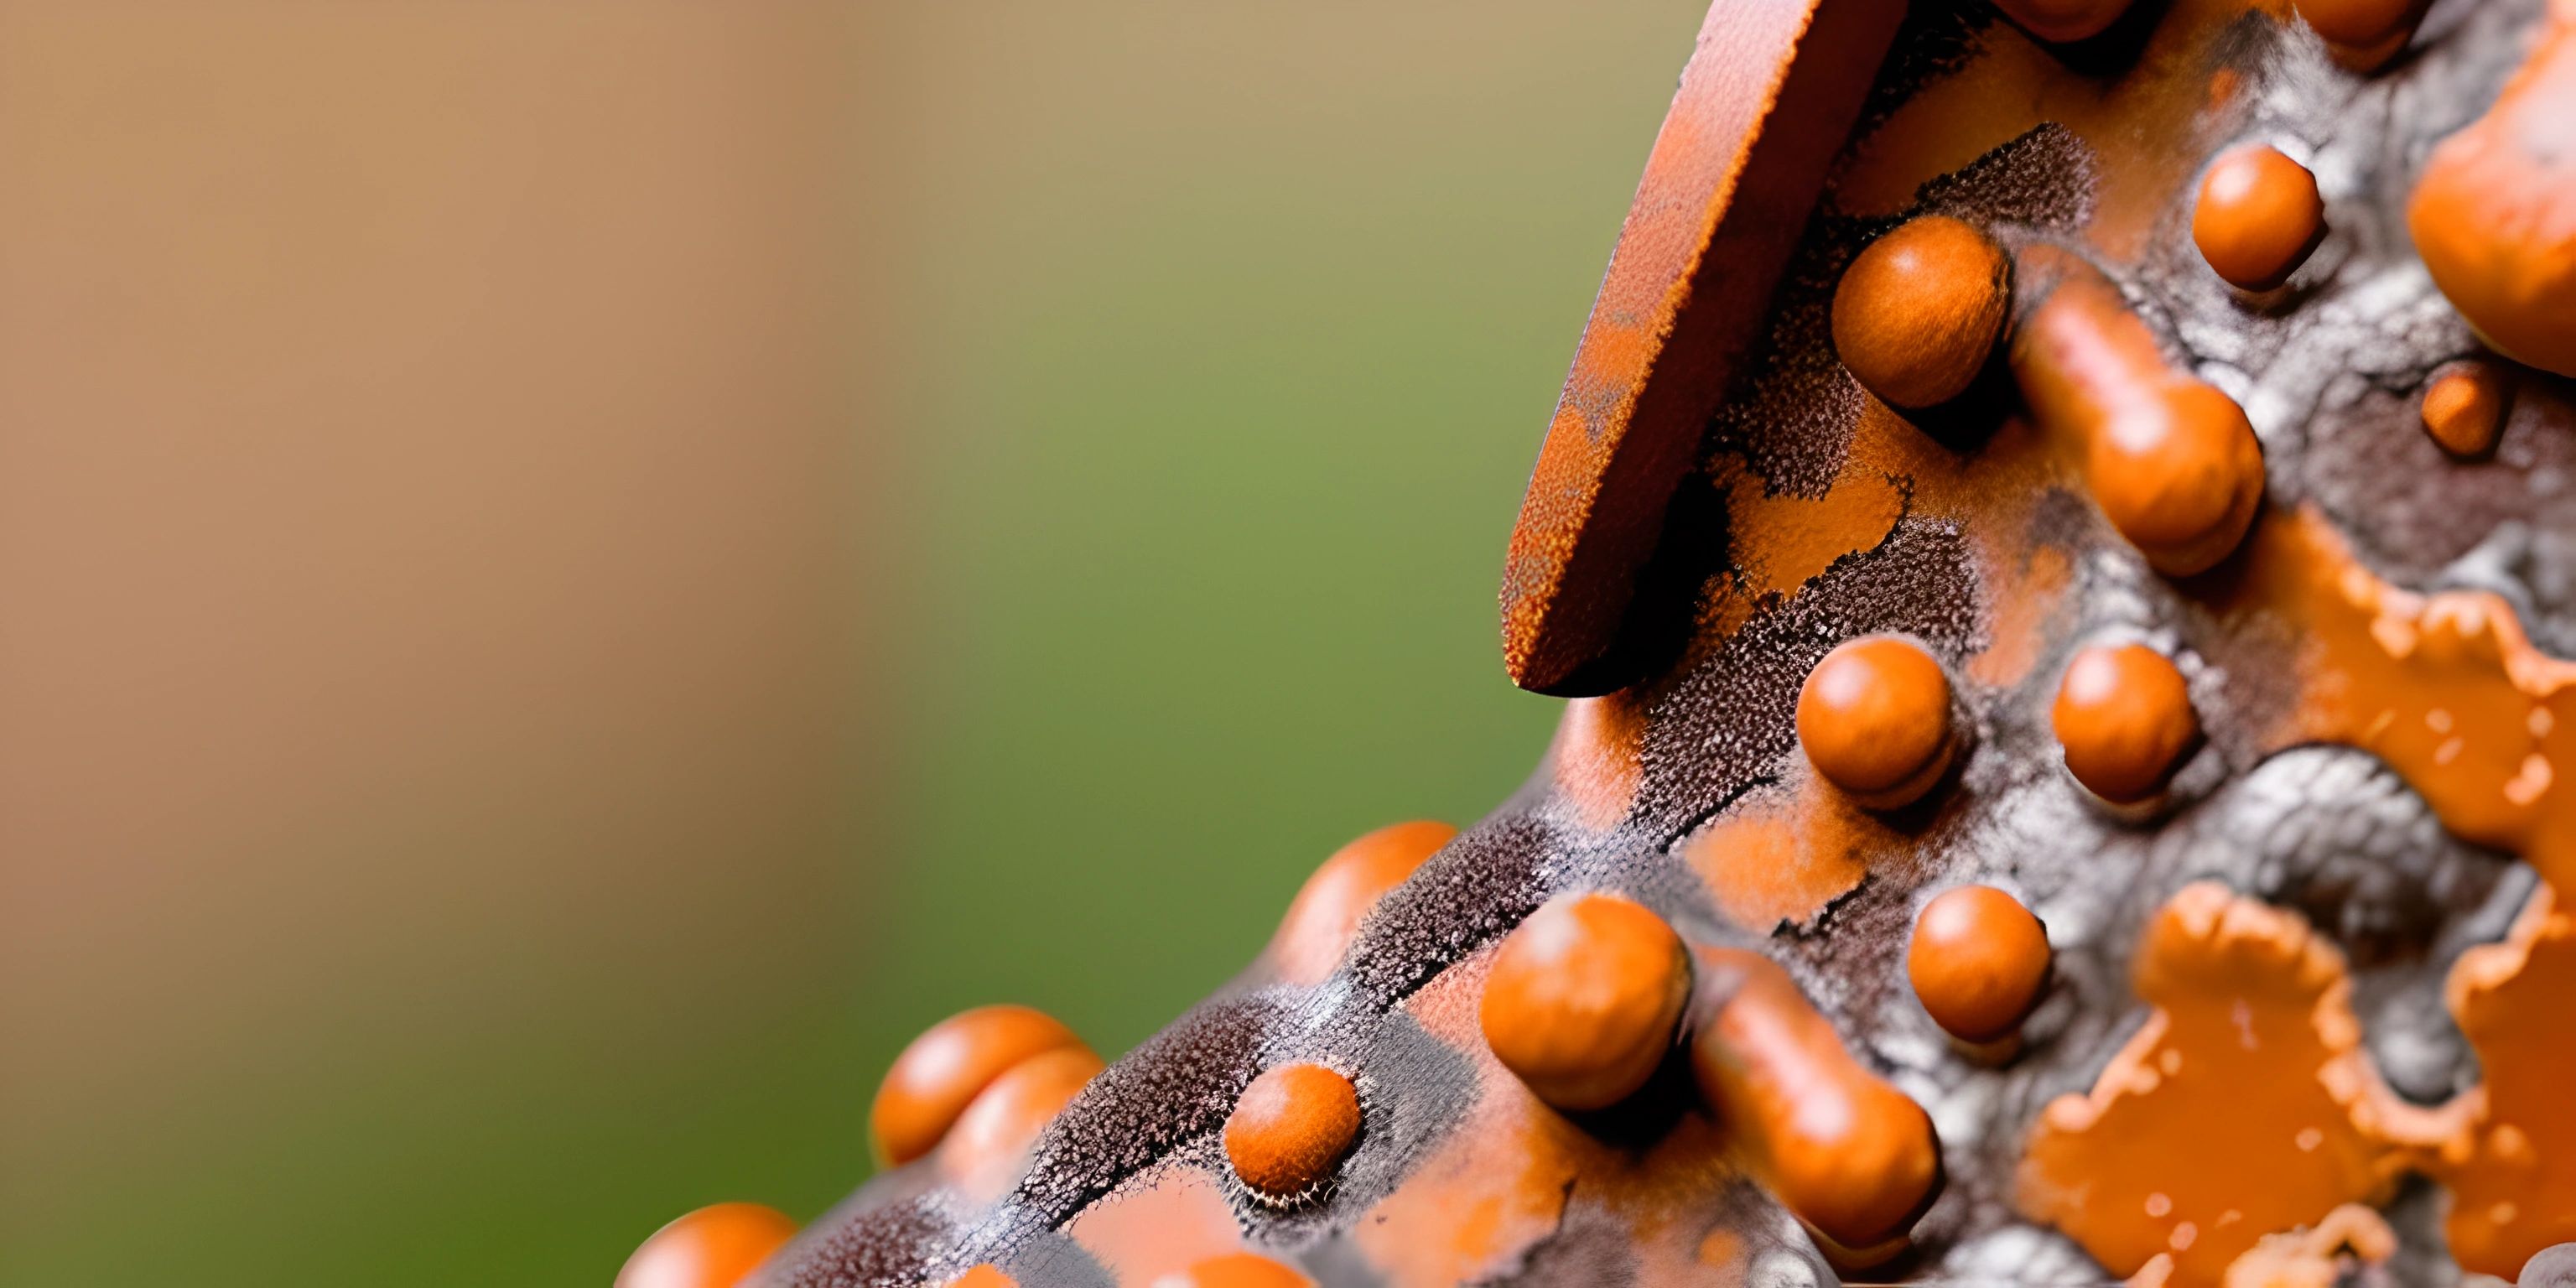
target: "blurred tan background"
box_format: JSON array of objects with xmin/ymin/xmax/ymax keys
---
[{"xmin": 0, "ymin": 3, "xmax": 1698, "ymax": 1283}]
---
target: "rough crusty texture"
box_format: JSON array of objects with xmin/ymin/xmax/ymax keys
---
[{"xmin": 759, "ymin": 2, "xmax": 2576, "ymax": 1284}]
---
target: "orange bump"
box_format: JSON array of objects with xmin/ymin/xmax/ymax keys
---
[
  {"xmin": 1268, "ymin": 820, "xmax": 1455, "ymax": 984},
  {"xmin": 939, "ymin": 1044, "xmax": 1106, "ymax": 1199},
  {"xmin": 2408, "ymin": 13, "xmax": 2576, "ymax": 377},
  {"xmin": 947, "ymin": 1267, "xmax": 1016, "ymax": 1288},
  {"xmin": 1908, "ymin": 886, "xmax": 2052, "ymax": 1042},
  {"xmin": 2053, "ymin": 643, "xmax": 2201, "ymax": 803},
  {"xmin": 871, "ymin": 1005, "xmax": 1086, "ymax": 1167},
  {"xmin": 1222, "ymin": 1062, "xmax": 1362, "ymax": 1203},
  {"xmin": 1831, "ymin": 215, "xmax": 2012, "ymax": 409},
  {"xmin": 1689, "ymin": 946, "xmax": 1942, "ymax": 1254},
  {"xmin": 615, "ymin": 1202, "xmax": 797, "ymax": 1288},
  {"xmin": 2293, "ymin": 0, "xmax": 2432, "ymax": 67},
  {"xmin": 2192, "ymin": 143, "xmax": 2324, "ymax": 291},
  {"xmin": 2011, "ymin": 261, "xmax": 2266, "ymax": 577},
  {"xmin": 2420, "ymin": 360, "xmax": 2512, "ymax": 460},
  {"xmin": 1796, "ymin": 636, "xmax": 1956, "ymax": 810},
  {"xmin": 1994, "ymin": 0, "xmax": 2137, "ymax": 43},
  {"xmin": 1478, "ymin": 891, "xmax": 1690, "ymax": 1111},
  {"xmin": 1150, "ymin": 1252, "xmax": 1313, "ymax": 1288}
]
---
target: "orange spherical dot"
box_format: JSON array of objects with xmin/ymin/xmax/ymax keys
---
[
  {"xmin": 1994, "ymin": 0, "xmax": 2136, "ymax": 42},
  {"xmin": 938, "ymin": 1044, "xmax": 1106, "ymax": 1196},
  {"xmin": 1831, "ymin": 215, "xmax": 2012, "ymax": 410},
  {"xmin": 1907, "ymin": 886, "xmax": 2053, "ymax": 1042},
  {"xmin": 1149, "ymin": 1253, "xmax": 1313, "ymax": 1288},
  {"xmin": 2422, "ymin": 361, "xmax": 2513, "ymax": 459},
  {"xmin": 1223, "ymin": 1062, "xmax": 1362, "ymax": 1202},
  {"xmin": 1269, "ymin": 819, "xmax": 1455, "ymax": 984},
  {"xmin": 2051, "ymin": 642, "xmax": 2200, "ymax": 803},
  {"xmin": 871, "ymin": 1004, "xmax": 1084, "ymax": 1167},
  {"xmin": 1478, "ymin": 891, "xmax": 1690, "ymax": 1111},
  {"xmin": 1796, "ymin": 636, "xmax": 1956, "ymax": 809},
  {"xmin": 2292, "ymin": 0, "xmax": 2421, "ymax": 49},
  {"xmin": 948, "ymin": 1268, "xmax": 1017, "ymax": 1288},
  {"xmin": 615, "ymin": 1202, "xmax": 797, "ymax": 1288},
  {"xmin": 2192, "ymin": 143, "xmax": 2324, "ymax": 290},
  {"xmin": 2087, "ymin": 380, "xmax": 2265, "ymax": 576}
]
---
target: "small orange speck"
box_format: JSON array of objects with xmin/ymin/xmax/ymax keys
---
[
  {"xmin": 1797, "ymin": 636, "xmax": 1956, "ymax": 809},
  {"xmin": 2420, "ymin": 361, "xmax": 2511, "ymax": 459},
  {"xmin": 1223, "ymin": 1063, "xmax": 1362, "ymax": 1202},
  {"xmin": 948, "ymin": 1267, "xmax": 1016, "ymax": 1288},
  {"xmin": 616, "ymin": 1202, "xmax": 797, "ymax": 1288},
  {"xmin": 1479, "ymin": 891, "xmax": 1690, "ymax": 1110}
]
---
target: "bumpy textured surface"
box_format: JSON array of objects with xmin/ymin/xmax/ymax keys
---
[{"xmin": 740, "ymin": 3, "xmax": 2576, "ymax": 1285}]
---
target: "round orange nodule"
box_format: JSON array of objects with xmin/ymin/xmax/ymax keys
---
[
  {"xmin": 2052, "ymin": 643, "xmax": 2199, "ymax": 803},
  {"xmin": 948, "ymin": 1267, "xmax": 1017, "ymax": 1288},
  {"xmin": 1223, "ymin": 1062, "xmax": 1362, "ymax": 1200},
  {"xmin": 939, "ymin": 1044, "xmax": 1106, "ymax": 1193},
  {"xmin": 1270, "ymin": 820, "xmax": 1455, "ymax": 984},
  {"xmin": 2421, "ymin": 360, "xmax": 2512, "ymax": 459},
  {"xmin": 1908, "ymin": 886, "xmax": 2053, "ymax": 1042},
  {"xmin": 1479, "ymin": 891, "xmax": 1690, "ymax": 1111},
  {"xmin": 872, "ymin": 1005, "xmax": 1084, "ymax": 1167},
  {"xmin": 2087, "ymin": 380, "xmax": 2264, "ymax": 576},
  {"xmin": 1994, "ymin": 0, "xmax": 2135, "ymax": 42},
  {"xmin": 1149, "ymin": 1252, "xmax": 1314, "ymax": 1288},
  {"xmin": 615, "ymin": 1202, "xmax": 797, "ymax": 1288},
  {"xmin": 2193, "ymin": 143, "xmax": 2324, "ymax": 291},
  {"xmin": 1797, "ymin": 636, "xmax": 1955, "ymax": 809},
  {"xmin": 1831, "ymin": 215, "xmax": 2011, "ymax": 410},
  {"xmin": 2292, "ymin": 0, "xmax": 2422, "ymax": 49}
]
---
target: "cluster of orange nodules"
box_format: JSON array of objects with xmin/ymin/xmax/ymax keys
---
[
  {"xmin": 870, "ymin": 1003, "xmax": 1104, "ymax": 1200},
  {"xmin": 615, "ymin": 1202, "xmax": 798, "ymax": 1288},
  {"xmin": 1222, "ymin": 1062, "xmax": 1363, "ymax": 1204},
  {"xmin": 1796, "ymin": 636, "xmax": 1959, "ymax": 811},
  {"xmin": 1908, "ymin": 886, "xmax": 2054, "ymax": 1044},
  {"xmin": 2192, "ymin": 143, "xmax": 2324, "ymax": 291},
  {"xmin": 1476, "ymin": 890, "xmax": 1940, "ymax": 1262}
]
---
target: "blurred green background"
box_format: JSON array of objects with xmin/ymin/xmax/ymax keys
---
[{"xmin": 0, "ymin": 2, "xmax": 1700, "ymax": 1283}]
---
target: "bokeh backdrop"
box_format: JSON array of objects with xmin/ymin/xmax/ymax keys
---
[{"xmin": 0, "ymin": 2, "xmax": 1702, "ymax": 1283}]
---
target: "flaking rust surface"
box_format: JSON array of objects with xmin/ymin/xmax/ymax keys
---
[{"xmin": 762, "ymin": 2, "xmax": 2576, "ymax": 1285}]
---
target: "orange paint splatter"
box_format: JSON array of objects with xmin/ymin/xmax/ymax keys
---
[
  {"xmin": 1065, "ymin": 1166, "xmax": 1248, "ymax": 1288},
  {"xmin": 2020, "ymin": 883, "xmax": 2418, "ymax": 1285},
  {"xmin": 2433, "ymin": 886, "xmax": 2576, "ymax": 1275}
]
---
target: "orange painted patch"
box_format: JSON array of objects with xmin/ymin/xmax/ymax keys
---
[
  {"xmin": 2433, "ymin": 886, "xmax": 2576, "ymax": 1275},
  {"xmin": 1680, "ymin": 777, "xmax": 1890, "ymax": 932},
  {"xmin": 2019, "ymin": 883, "xmax": 2413, "ymax": 1285},
  {"xmin": 1066, "ymin": 1166, "xmax": 1247, "ymax": 1288},
  {"xmin": 2224, "ymin": 506, "xmax": 2576, "ymax": 899}
]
